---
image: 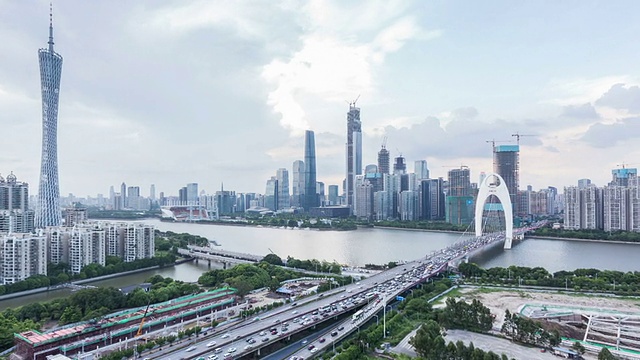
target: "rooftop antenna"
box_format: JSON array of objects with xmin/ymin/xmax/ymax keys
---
[{"xmin": 48, "ymin": 2, "xmax": 55, "ymax": 52}]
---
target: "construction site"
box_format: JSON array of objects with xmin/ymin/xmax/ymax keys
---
[
  {"xmin": 456, "ymin": 287, "xmax": 640, "ymax": 359},
  {"xmin": 11, "ymin": 287, "xmax": 237, "ymax": 360}
]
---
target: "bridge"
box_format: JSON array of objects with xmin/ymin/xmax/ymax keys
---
[
  {"xmin": 146, "ymin": 222, "xmax": 545, "ymax": 360},
  {"xmin": 177, "ymin": 245, "xmax": 263, "ymax": 268}
]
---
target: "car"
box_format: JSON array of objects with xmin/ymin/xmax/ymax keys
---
[
  {"xmin": 221, "ymin": 333, "xmax": 231, "ymax": 339},
  {"xmin": 319, "ymin": 337, "xmax": 326, "ymax": 343},
  {"xmin": 259, "ymin": 331, "xmax": 267, "ymax": 336},
  {"xmin": 207, "ymin": 341, "xmax": 217, "ymax": 347},
  {"xmin": 274, "ymin": 319, "xmax": 281, "ymax": 324},
  {"xmin": 307, "ymin": 345, "xmax": 315, "ymax": 350},
  {"xmin": 208, "ymin": 355, "xmax": 218, "ymax": 360},
  {"xmin": 337, "ymin": 326, "xmax": 345, "ymax": 331},
  {"xmin": 228, "ymin": 347, "xmax": 237, "ymax": 353},
  {"xmin": 292, "ymin": 310, "xmax": 298, "ymax": 315},
  {"xmin": 244, "ymin": 345, "xmax": 252, "ymax": 350},
  {"xmin": 214, "ymin": 348, "xmax": 223, "ymax": 353},
  {"xmin": 262, "ymin": 337, "xmax": 269, "ymax": 342},
  {"xmin": 248, "ymin": 339, "xmax": 256, "ymax": 344},
  {"xmin": 291, "ymin": 302, "xmax": 298, "ymax": 306},
  {"xmin": 331, "ymin": 331, "xmax": 338, "ymax": 337},
  {"xmin": 186, "ymin": 346, "xmax": 197, "ymax": 352},
  {"xmin": 301, "ymin": 339, "xmax": 308, "ymax": 345},
  {"xmin": 310, "ymin": 348, "xmax": 318, "ymax": 353},
  {"xmin": 196, "ymin": 358, "xmax": 205, "ymax": 360}
]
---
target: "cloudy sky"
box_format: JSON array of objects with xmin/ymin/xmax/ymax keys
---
[{"xmin": 2, "ymin": 1, "xmax": 640, "ymax": 198}]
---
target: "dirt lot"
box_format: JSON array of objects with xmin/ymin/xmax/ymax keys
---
[{"xmin": 455, "ymin": 287, "xmax": 640, "ymax": 329}]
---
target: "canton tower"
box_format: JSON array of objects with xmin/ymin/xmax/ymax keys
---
[{"xmin": 35, "ymin": 6, "xmax": 63, "ymax": 228}]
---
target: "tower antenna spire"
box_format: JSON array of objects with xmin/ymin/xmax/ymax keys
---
[{"xmin": 48, "ymin": 2, "xmax": 54, "ymax": 52}]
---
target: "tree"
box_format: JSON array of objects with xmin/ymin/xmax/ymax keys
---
[
  {"xmin": 598, "ymin": 347, "xmax": 617, "ymax": 360},
  {"xmin": 572, "ymin": 341, "xmax": 586, "ymax": 355},
  {"xmin": 262, "ymin": 253, "xmax": 284, "ymax": 266},
  {"xmin": 409, "ymin": 320, "xmax": 447, "ymax": 359}
]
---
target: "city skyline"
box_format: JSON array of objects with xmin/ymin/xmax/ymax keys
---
[{"xmin": 2, "ymin": 1, "xmax": 640, "ymax": 196}]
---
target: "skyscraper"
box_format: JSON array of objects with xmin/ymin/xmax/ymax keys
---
[
  {"xmin": 276, "ymin": 168, "xmax": 290, "ymax": 209},
  {"xmin": 186, "ymin": 183, "xmax": 199, "ymax": 204},
  {"xmin": 494, "ymin": 145, "xmax": 519, "ymax": 216},
  {"xmin": 303, "ymin": 130, "xmax": 318, "ymax": 211},
  {"xmin": 414, "ymin": 160, "xmax": 429, "ymax": 180},
  {"xmin": 346, "ymin": 102, "xmax": 362, "ymax": 209},
  {"xmin": 378, "ymin": 144, "xmax": 390, "ymax": 175},
  {"xmin": 393, "ymin": 156, "xmax": 407, "ymax": 175},
  {"xmin": 292, "ymin": 160, "xmax": 305, "ymax": 208},
  {"xmin": 35, "ymin": 8, "xmax": 63, "ymax": 228}
]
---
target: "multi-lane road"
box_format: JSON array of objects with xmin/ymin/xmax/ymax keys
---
[{"xmin": 146, "ymin": 223, "xmax": 544, "ymax": 359}]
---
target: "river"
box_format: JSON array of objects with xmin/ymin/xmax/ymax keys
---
[{"xmin": 0, "ymin": 219, "xmax": 638, "ymax": 310}]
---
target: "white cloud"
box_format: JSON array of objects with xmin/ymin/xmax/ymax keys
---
[{"xmin": 261, "ymin": 2, "xmax": 441, "ymax": 136}]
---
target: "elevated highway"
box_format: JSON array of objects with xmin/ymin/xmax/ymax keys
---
[{"xmin": 152, "ymin": 222, "xmax": 544, "ymax": 359}]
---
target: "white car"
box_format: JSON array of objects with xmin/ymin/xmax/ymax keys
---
[
  {"xmin": 221, "ymin": 333, "xmax": 231, "ymax": 339},
  {"xmin": 228, "ymin": 347, "xmax": 237, "ymax": 353},
  {"xmin": 207, "ymin": 341, "xmax": 217, "ymax": 347},
  {"xmin": 186, "ymin": 346, "xmax": 197, "ymax": 352}
]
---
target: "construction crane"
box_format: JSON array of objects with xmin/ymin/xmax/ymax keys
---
[
  {"xmin": 136, "ymin": 299, "xmax": 152, "ymax": 337},
  {"xmin": 511, "ymin": 132, "xmax": 535, "ymax": 145},
  {"xmin": 381, "ymin": 136, "xmax": 387, "ymax": 149},
  {"xmin": 616, "ymin": 162, "xmax": 640, "ymax": 169},
  {"xmin": 345, "ymin": 94, "xmax": 361, "ymax": 108},
  {"xmin": 485, "ymin": 139, "xmax": 511, "ymax": 150},
  {"xmin": 441, "ymin": 165, "xmax": 469, "ymax": 169}
]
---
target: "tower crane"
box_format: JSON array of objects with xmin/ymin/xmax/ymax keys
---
[
  {"xmin": 381, "ymin": 136, "xmax": 387, "ymax": 149},
  {"xmin": 616, "ymin": 162, "xmax": 640, "ymax": 169},
  {"xmin": 511, "ymin": 132, "xmax": 535, "ymax": 145}
]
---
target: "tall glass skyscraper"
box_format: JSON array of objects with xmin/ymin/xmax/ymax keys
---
[
  {"xmin": 303, "ymin": 130, "xmax": 318, "ymax": 211},
  {"xmin": 346, "ymin": 103, "xmax": 362, "ymax": 209},
  {"xmin": 35, "ymin": 9, "xmax": 63, "ymax": 228}
]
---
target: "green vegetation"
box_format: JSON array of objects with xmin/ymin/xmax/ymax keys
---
[
  {"xmin": 0, "ymin": 253, "xmax": 176, "ymax": 297},
  {"xmin": 285, "ymin": 256, "xmax": 341, "ymax": 274},
  {"xmin": 409, "ymin": 320, "xmax": 511, "ymax": 360},
  {"xmin": 440, "ymin": 297, "xmax": 493, "ymax": 332},
  {"xmin": 155, "ymin": 230, "xmax": 211, "ymax": 251},
  {"xmin": 198, "ymin": 261, "xmax": 350, "ymax": 297},
  {"xmin": 533, "ymin": 226, "xmax": 640, "ymax": 243},
  {"xmin": 374, "ymin": 220, "xmax": 468, "ymax": 232},
  {"xmin": 87, "ymin": 209, "xmax": 160, "ymax": 219},
  {"xmin": 598, "ymin": 347, "xmax": 617, "ymax": 360},
  {"xmin": 458, "ymin": 263, "xmax": 640, "ymax": 295},
  {"xmin": 501, "ymin": 309, "xmax": 561, "ymax": 347},
  {"xmin": 0, "ymin": 276, "xmax": 203, "ymax": 352}
]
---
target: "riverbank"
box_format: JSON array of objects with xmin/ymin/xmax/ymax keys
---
[
  {"xmin": 0, "ymin": 257, "xmax": 192, "ymax": 302},
  {"xmin": 528, "ymin": 235, "xmax": 640, "ymax": 245},
  {"xmin": 372, "ymin": 225, "xmax": 467, "ymax": 235}
]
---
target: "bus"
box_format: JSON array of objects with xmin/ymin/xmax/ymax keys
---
[{"xmin": 352, "ymin": 310, "xmax": 364, "ymax": 321}]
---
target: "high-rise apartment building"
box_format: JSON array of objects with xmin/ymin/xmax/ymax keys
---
[
  {"xmin": 611, "ymin": 168, "xmax": 638, "ymax": 187},
  {"xmin": 303, "ymin": 130, "xmax": 318, "ymax": 211},
  {"xmin": 603, "ymin": 186, "xmax": 627, "ymax": 232},
  {"xmin": 577, "ymin": 179, "xmax": 592, "ymax": 189},
  {"xmin": 276, "ymin": 168, "xmax": 290, "ymax": 210},
  {"xmin": 0, "ymin": 172, "xmax": 34, "ymax": 233},
  {"xmin": 354, "ymin": 176, "xmax": 373, "ymax": 220},
  {"xmin": 0, "ymin": 233, "xmax": 47, "ymax": 285},
  {"xmin": 64, "ymin": 206, "xmax": 87, "ymax": 227},
  {"xmin": 123, "ymin": 223, "xmax": 155, "ymax": 262},
  {"xmin": 446, "ymin": 167, "xmax": 473, "ymax": 225},
  {"xmin": 68, "ymin": 226, "xmax": 106, "ymax": 274},
  {"xmin": 420, "ymin": 178, "xmax": 445, "ymax": 220},
  {"xmin": 400, "ymin": 190, "xmax": 419, "ymax": 221},
  {"xmin": 494, "ymin": 145, "xmax": 519, "ymax": 216},
  {"xmin": 346, "ymin": 103, "xmax": 362, "ymax": 209},
  {"xmin": 35, "ymin": 11, "xmax": 63, "ymax": 229},
  {"xmin": 292, "ymin": 160, "xmax": 305, "ymax": 208}
]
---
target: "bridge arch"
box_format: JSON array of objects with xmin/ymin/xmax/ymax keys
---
[{"xmin": 474, "ymin": 173, "xmax": 513, "ymax": 249}]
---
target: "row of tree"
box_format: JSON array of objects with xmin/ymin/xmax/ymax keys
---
[
  {"xmin": 458, "ymin": 263, "xmax": 640, "ymax": 294},
  {"xmin": 0, "ymin": 253, "xmax": 176, "ymax": 297},
  {"xmin": 374, "ymin": 220, "xmax": 468, "ymax": 231},
  {"xmin": 501, "ymin": 309, "xmax": 561, "ymax": 347},
  {"xmin": 533, "ymin": 226, "xmax": 640, "ymax": 243},
  {"xmin": 440, "ymin": 298, "xmax": 494, "ymax": 333}
]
